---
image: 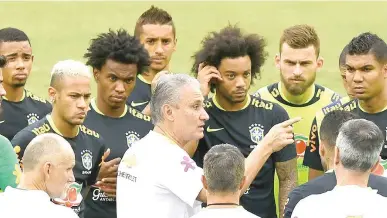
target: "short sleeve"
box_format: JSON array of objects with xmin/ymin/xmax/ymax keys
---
[
  {"xmin": 0, "ymin": 135, "xmax": 21, "ymax": 191},
  {"xmin": 11, "ymin": 129, "xmax": 36, "ymax": 163},
  {"xmin": 303, "ymin": 117, "xmax": 324, "ymax": 171},
  {"xmin": 162, "ymin": 154, "xmax": 203, "ymax": 207},
  {"xmin": 272, "ymin": 105, "xmax": 297, "ymax": 163}
]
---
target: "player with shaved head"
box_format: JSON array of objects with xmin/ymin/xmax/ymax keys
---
[{"xmin": 1, "ymin": 133, "xmax": 78, "ymax": 218}]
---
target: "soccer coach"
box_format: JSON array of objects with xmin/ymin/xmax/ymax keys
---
[{"xmin": 116, "ymin": 73, "xmax": 300, "ymax": 218}]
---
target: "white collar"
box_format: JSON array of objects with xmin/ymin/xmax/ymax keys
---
[{"xmin": 4, "ymin": 187, "xmax": 51, "ymax": 201}]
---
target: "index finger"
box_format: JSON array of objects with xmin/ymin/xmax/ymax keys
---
[{"xmin": 280, "ymin": 117, "xmax": 302, "ymax": 127}]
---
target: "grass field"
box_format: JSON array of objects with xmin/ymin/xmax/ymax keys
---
[{"xmin": 1, "ymin": 1, "xmax": 386, "ymax": 214}]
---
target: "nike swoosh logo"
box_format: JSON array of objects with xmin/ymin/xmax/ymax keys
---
[
  {"xmin": 131, "ymin": 101, "xmax": 149, "ymax": 107},
  {"xmin": 207, "ymin": 126, "xmax": 224, "ymax": 132},
  {"xmin": 0, "ymin": 120, "xmax": 4, "ymax": 124}
]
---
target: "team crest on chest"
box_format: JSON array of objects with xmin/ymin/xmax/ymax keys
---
[
  {"xmin": 81, "ymin": 150, "xmax": 93, "ymax": 171},
  {"xmin": 125, "ymin": 131, "xmax": 140, "ymax": 148},
  {"xmin": 249, "ymin": 124, "xmax": 264, "ymax": 144},
  {"xmin": 27, "ymin": 113, "xmax": 39, "ymax": 125}
]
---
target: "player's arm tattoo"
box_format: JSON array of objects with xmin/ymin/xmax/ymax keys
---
[{"xmin": 275, "ymin": 158, "xmax": 298, "ymax": 218}]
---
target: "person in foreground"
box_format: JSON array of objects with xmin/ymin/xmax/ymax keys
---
[
  {"xmin": 191, "ymin": 143, "xmax": 260, "ymax": 218},
  {"xmin": 0, "ymin": 133, "xmax": 78, "ymax": 218},
  {"xmin": 284, "ymin": 110, "xmax": 387, "ymax": 218},
  {"xmin": 116, "ymin": 73, "xmax": 300, "ymax": 218},
  {"xmin": 292, "ymin": 119, "xmax": 387, "ymax": 218}
]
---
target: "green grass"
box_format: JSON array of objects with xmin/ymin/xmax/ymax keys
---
[{"xmin": 1, "ymin": 1, "xmax": 386, "ymax": 214}]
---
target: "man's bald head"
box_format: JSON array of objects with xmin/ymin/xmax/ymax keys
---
[{"xmin": 22, "ymin": 133, "xmax": 74, "ymax": 172}]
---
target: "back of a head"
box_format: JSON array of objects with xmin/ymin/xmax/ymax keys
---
[
  {"xmin": 320, "ymin": 110, "xmax": 360, "ymax": 150},
  {"xmin": 0, "ymin": 27, "xmax": 30, "ymax": 45},
  {"xmin": 203, "ymin": 143, "xmax": 245, "ymax": 194},
  {"xmin": 22, "ymin": 133, "xmax": 73, "ymax": 172},
  {"xmin": 134, "ymin": 5, "xmax": 175, "ymax": 38},
  {"xmin": 150, "ymin": 73, "xmax": 199, "ymax": 124},
  {"xmin": 49, "ymin": 60, "xmax": 91, "ymax": 89},
  {"xmin": 84, "ymin": 28, "xmax": 150, "ymax": 74},
  {"xmin": 336, "ymin": 119, "xmax": 384, "ymax": 172},
  {"xmin": 280, "ymin": 24, "xmax": 320, "ymax": 56},
  {"xmin": 191, "ymin": 24, "xmax": 267, "ymax": 91},
  {"xmin": 347, "ymin": 32, "xmax": 387, "ymax": 64}
]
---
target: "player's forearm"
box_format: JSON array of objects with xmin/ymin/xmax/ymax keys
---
[
  {"xmin": 240, "ymin": 143, "xmax": 272, "ymax": 196},
  {"xmin": 279, "ymin": 180, "xmax": 296, "ymax": 218}
]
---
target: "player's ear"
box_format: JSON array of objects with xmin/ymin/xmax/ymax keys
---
[
  {"xmin": 371, "ymin": 156, "xmax": 381, "ymax": 173},
  {"xmin": 319, "ymin": 141, "xmax": 325, "ymax": 158},
  {"xmin": 93, "ymin": 68, "xmax": 100, "ymax": 82},
  {"xmin": 275, "ymin": 54, "xmax": 281, "ymax": 70},
  {"xmin": 239, "ymin": 175, "xmax": 246, "ymax": 190},
  {"xmin": 43, "ymin": 162, "xmax": 52, "ymax": 180},
  {"xmin": 162, "ymin": 104, "xmax": 174, "ymax": 122},
  {"xmin": 172, "ymin": 37, "xmax": 177, "ymax": 52},
  {"xmin": 316, "ymin": 56, "xmax": 324, "ymax": 72},
  {"xmin": 201, "ymin": 175, "xmax": 208, "ymax": 190},
  {"xmin": 333, "ymin": 146, "xmax": 340, "ymax": 166},
  {"xmin": 31, "ymin": 55, "xmax": 34, "ymax": 63},
  {"xmin": 48, "ymin": 86, "xmax": 57, "ymax": 104},
  {"xmin": 382, "ymin": 63, "xmax": 387, "ymax": 78}
]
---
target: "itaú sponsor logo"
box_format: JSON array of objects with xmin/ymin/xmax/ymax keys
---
[{"xmin": 92, "ymin": 188, "xmax": 115, "ymax": 202}]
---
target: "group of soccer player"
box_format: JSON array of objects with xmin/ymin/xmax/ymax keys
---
[{"xmin": 0, "ymin": 4, "xmax": 387, "ymax": 218}]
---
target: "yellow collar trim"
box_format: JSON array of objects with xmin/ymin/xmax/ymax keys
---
[
  {"xmin": 3, "ymin": 90, "xmax": 26, "ymax": 102},
  {"xmin": 46, "ymin": 114, "xmax": 79, "ymax": 137},
  {"xmin": 91, "ymin": 98, "xmax": 127, "ymax": 118},
  {"xmin": 358, "ymin": 101, "xmax": 387, "ymax": 114},
  {"xmin": 278, "ymin": 82, "xmax": 315, "ymax": 104},
  {"xmin": 213, "ymin": 95, "xmax": 251, "ymax": 111},
  {"xmin": 138, "ymin": 74, "xmax": 151, "ymax": 85}
]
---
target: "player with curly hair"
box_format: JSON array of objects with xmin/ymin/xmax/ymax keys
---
[
  {"xmin": 82, "ymin": 28, "xmax": 154, "ymax": 218},
  {"xmin": 192, "ymin": 25, "xmax": 298, "ymax": 218}
]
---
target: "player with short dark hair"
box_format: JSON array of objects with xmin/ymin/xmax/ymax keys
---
[
  {"xmin": 0, "ymin": 55, "xmax": 22, "ymax": 192},
  {"xmin": 11, "ymin": 60, "xmax": 108, "ymax": 217},
  {"xmin": 193, "ymin": 25, "xmax": 297, "ymax": 218},
  {"xmin": 127, "ymin": 5, "xmax": 177, "ymax": 111},
  {"xmin": 303, "ymin": 32, "xmax": 387, "ymax": 179},
  {"xmin": 254, "ymin": 24, "xmax": 341, "ymax": 185},
  {"xmin": 83, "ymin": 29, "xmax": 154, "ymax": 218},
  {"xmin": 0, "ymin": 27, "xmax": 51, "ymax": 141}
]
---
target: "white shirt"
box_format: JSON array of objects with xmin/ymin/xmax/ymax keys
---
[
  {"xmin": 0, "ymin": 187, "xmax": 79, "ymax": 218},
  {"xmin": 191, "ymin": 206, "xmax": 260, "ymax": 218},
  {"xmin": 116, "ymin": 131, "xmax": 203, "ymax": 218},
  {"xmin": 292, "ymin": 185, "xmax": 387, "ymax": 218}
]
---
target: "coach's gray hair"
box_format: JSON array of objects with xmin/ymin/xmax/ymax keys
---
[
  {"xmin": 336, "ymin": 119, "xmax": 384, "ymax": 172},
  {"xmin": 203, "ymin": 143, "xmax": 245, "ymax": 193},
  {"xmin": 22, "ymin": 133, "xmax": 73, "ymax": 172},
  {"xmin": 50, "ymin": 60, "xmax": 91, "ymax": 88},
  {"xmin": 150, "ymin": 73, "xmax": 200, "ymax": 124}
]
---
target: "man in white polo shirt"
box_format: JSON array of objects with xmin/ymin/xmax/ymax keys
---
[
  {"xmin": 292, "ymin": 119, "xmax": 387, "ymax": 218},
  {"xmin": 116, "ymin": 73, "xmax": 300, "ymax": 218},
  {"xmin": 0, "ymin": 133, "xmax": 78, "ymax": 218}
]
